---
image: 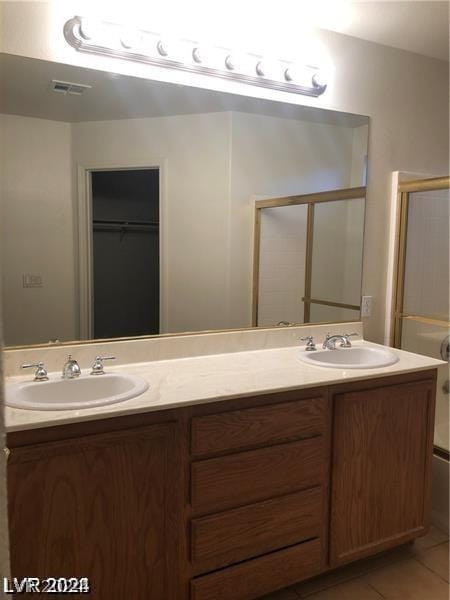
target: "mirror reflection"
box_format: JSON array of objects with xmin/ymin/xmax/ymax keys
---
[
  {"xmin": 255, "ymin": 190, "xmax": 365, "ymax": 327},
  {"xmin": 0, "ymin": 54, "xmax": 368, "ymax": 347}
]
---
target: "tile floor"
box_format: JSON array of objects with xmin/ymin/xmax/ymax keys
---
[{"xmin": 259, "ymin": 527, "xmax": 449, "ymax": 600}]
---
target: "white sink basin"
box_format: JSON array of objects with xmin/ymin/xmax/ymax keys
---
[
  {"xmin": 6, "ymin": 372, "xmax": 149, "ymax": 411},
  {"xmin": 298, "ymin": 345, "xmax": 399, "ymax": 369}
]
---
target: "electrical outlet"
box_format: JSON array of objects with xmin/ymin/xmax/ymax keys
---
[{"xmin": 361, "ymin": 295, "xmax": 372, "ymax": 317}]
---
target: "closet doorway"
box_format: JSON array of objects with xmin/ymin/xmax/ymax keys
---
[{"xmin": 79, "ymin": 167, "xmax": 161, "ymax": 340}]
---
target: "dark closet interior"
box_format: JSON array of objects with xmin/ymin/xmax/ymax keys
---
[{"xmin": 91, "ymin": 168, "xmax": 160, "ymax": 339}]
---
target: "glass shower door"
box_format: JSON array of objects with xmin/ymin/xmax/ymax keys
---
[{"xmin": 393, "ymin": 177, "xmax": 450, "ymax": 454}]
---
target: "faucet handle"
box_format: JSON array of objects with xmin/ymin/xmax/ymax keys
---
[
  {"xmin": 341, "ymin": 332, "xmax": 358, "ymax": 347},
  {"xmin": 91, "ymin": 356, "xmax": 116, "ymax": 375},
  {"xmin": 21, "ymin": 362, "xmax": 49, "ymax": 382},
  {"xmin": 300, "ymin": 336, "xmax": 316, "ymax": 351}
]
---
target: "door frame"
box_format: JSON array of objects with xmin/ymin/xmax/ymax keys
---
[
  {"xmin": 77, "ymin": 158, "xmax": 168, "ymax": 340},
  {"xmin": 391, "ymin": 176, "xmax": 450, "ymax": 348}
]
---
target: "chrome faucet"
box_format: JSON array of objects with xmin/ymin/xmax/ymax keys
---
[
  {"xmin": 62, "ymin": 355, "xmax": 81, "ymax": 379},
  {"xmin": 323, "ymin": 332, "xmax": 358, "ymax": 350}
]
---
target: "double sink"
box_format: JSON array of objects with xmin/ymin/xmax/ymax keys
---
[{"xmin": 6, "ymin": 336, "xmax": 398, "ymax": 412}]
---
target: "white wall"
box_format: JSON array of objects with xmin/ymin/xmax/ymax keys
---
[
  {"xmin": 0, "ymin": 114, "xmax": 75, "ymax": 346},
  {"xmin": 0, "ymin": 1, "xmax": 448, "ymax": 343}
]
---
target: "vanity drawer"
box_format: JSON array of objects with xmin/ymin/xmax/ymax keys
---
[
  {"xmin": 191, "ymin": 486, "xmax": 322, "ymax": 573},
  {"xmin": 190, "ymin": 537, "xmax": 322, "ymax": 600},
  {"xmin": 191, "ymin": 436, "xmax": 325, "ymax": 513},
  {"xmin": 191, "ymin": 396, "xmax": 326, "ymax": 456}
]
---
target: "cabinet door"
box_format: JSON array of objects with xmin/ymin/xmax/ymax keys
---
[
  {"xmin": 8, "ymin": 422, "xmax": 181, "ymax": 600},
  {"xmin": 330, "ymin": 379, "xmax": 435, "ymax": 566}
]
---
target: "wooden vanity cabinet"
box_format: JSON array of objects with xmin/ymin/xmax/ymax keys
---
[
  {"xmin": 7, "ymin": 417, "xmax": 184, "ymax": 600},
  {"xmin": 6, "ymin": 369, "xmax": 437, "ymax": 600},
  {"xmin": 329, "ymin": 373, "xmax": 436, "ymax": 567}
]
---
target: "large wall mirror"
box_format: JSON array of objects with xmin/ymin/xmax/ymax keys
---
[{"xmin": 0, "ymin": 53, "xmax": 369, "ymax": 348}]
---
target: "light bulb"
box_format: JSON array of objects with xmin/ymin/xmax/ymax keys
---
[
  {"xmin": 284, "ymin": 67, "xmax": 294, "ymax": 82},
  {"xmin": 284, "ymin": 65, "xmax": 312, "ymax": 85},
  {"xmin": 312, "ymin": 71, "xmax": 327, "ymax": 88},
  {"xmin": 225, "ymin": 55, "xmax": 236, "ymax": 70},
  {"xmin": 157, "ymin": 40, "xmax": 169, "ymax": 57},
  {"xmin": 255, "ymin": 61, "xmax": 266, "ymax": 76},
  {"xmin": 255, "ymin": 59, "xmax": 278, "ymax": 79},
  {"xmin": 120, "ymin": 28, "xmax": 141, "ymax": 50},
  {"xmin": 79, "ymin": 18, "xmax": 102, "ymax": 41},
  {"xmin": 192, "ymin": 47, "xmax": 203, "ymax": 63}
]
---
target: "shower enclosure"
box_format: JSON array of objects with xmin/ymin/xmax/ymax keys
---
[
  {"xmin": 253, "ymin": 187, "xmax": 366, "ymax": 328},
  {"xmin": 392, "ymin": 176, "xmax": 450, "ymax": 457}
]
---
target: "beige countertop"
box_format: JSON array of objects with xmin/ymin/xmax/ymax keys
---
[{"xmin": 4, "ymin": 340, "xmax": 444, "ymax": 432}]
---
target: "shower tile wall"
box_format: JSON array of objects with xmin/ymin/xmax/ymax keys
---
[{"xmin": 258, "ymin": 205, "xmax": 308, "ymax": 327}]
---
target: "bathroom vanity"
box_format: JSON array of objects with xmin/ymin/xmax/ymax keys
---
[{"xmin": 5, "ymin": 339, "xmax": 439, "ymax": 600}]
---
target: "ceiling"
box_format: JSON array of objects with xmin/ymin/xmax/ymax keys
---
[
  {"xmin": 324, "ymin": 1, "xmax": 449, "ymax": 61},
  {"xmin": 0, "ymin": 54, "xmax": 368, "ymax": 126}
]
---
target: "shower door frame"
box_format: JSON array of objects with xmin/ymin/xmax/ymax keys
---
[
  {"xmin": 391, "ymin": 176, "xmax": 450, "ymax": 348},
  {"xmin": 392, "ymin": 175, "xmax": 450, "ymax": 458},
  {"xmin": 252, "ymin": 186, "xmax": 366, "ymax": 327}
]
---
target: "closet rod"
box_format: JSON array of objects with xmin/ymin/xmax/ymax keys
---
[{"xmin": 93, "ymin": 219, "xmax": 159, "ymax": 226}]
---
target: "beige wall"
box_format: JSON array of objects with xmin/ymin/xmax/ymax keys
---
[{"xmin": 0, "ymin": 114, "xmax": 76, "ymax": 346}]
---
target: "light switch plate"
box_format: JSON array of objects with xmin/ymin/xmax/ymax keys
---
[
  {"xmin": 22, "ymin": 274, "xmax": 43, "ymax": 288},
  {"xmin": 361, "ymin": 295, "xmax": 372, "ymax": 317}
]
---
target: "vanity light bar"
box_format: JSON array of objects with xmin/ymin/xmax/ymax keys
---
[{"xmin": 63, "ymin": 16, "xmax": 327, "ymax": 97}]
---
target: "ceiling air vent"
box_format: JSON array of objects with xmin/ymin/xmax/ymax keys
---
[{"xmin": 51, "ymin": 80, "xmax": 92, "ymax": 95}]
